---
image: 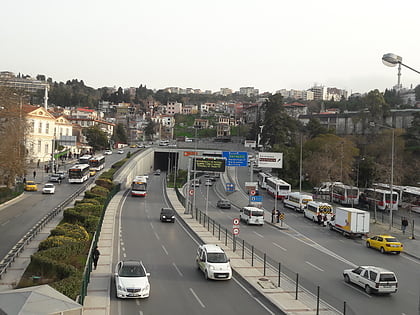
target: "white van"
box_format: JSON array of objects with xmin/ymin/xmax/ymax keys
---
[
  {"xmin": 284, "ymin": 192, "xmax": 313, "ymax": 212},
  {"xmin": 196, "ymin": 244, "xmax": 232, "ymax": 280},
  {"xmin": 304, "ymin": 201, "xmax": 333, "ymax": 222},
  {"xmin": 240, "ymin": 206, "xmax": 264, "ymax": 225}
]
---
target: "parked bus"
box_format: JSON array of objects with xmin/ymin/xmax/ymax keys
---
[
  {"xmin": 78, "ymin": 154, "xmax": 92, "ymax": 165},
  {"xmin": 304, "ymin": 201, "xmax": 333, "ymax": 222},
  {"xmin": 257, "ymin": 172, "xmax": 272, "ymax": 189},
  {"xmin": 239, "ymin": 206, "xmax": 264, "ymax": 225},
  {"xmin": 131, "ymin": 175, "xmax": 148, "ymax": 197},
  {"xmin": 331, "ymin": 184, "xmax": 359, "ymax": 206},
  {"xmin": 284, "ymin": 192, "xmax": 313, "ymax": 212},
  {"xmin": 363, "ymin": 188, "xmax": 399, "ymax": 211},
  {"xmin": 266, "ymin": 177, "xmax": 291, "ymax": 199},
  {"xmin": 373, "ymin": 183, "xmax": 420, "ymax": 208},
  {"xmin": 89, "ymin": 155, "xmax": 105, "ymax": 171},
  {"xmin": 68, "ymin": 164, "xmax": 90, "ymax": 183}
]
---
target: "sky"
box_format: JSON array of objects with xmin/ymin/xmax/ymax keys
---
[{"xmin": 2, "ymin": 0, "xmax": 420, "ymax": 95}]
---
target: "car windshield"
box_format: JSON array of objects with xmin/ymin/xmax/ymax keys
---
[
  {"xmin": 119, "ymin": 264, "xmax": 146, "ymax": 277},
  {"xmin": 385, "ymin": 237, "xmax": 398, "ymax": 242},
  {"xmin": 44, "ymin": 184, "xmax": 53, "ymax": 188},
  {"xmin": 207, "ymin": 253, "xmax": 228, "ymax": 263},
  {"xmin": 161, "ymin": 209, "xmax": 174, "ymax": 215},
  {"xmin": 379, "ymin": 273, "xmax": 396, "ymax": 282}
]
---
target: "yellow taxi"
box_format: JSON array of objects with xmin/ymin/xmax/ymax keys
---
[
  {"xmin": 130, "ymin": 144, "xmax": 137, "ymax": 148},
  {"xmin": 366, "ymin": 234, "xmax": 403, "ymax": 254},
  {"xmin": 24, "ymin": 180, "xmax": 38, "ymax": 191},
  {"xmin": 89, "ymin": 169, "xmax": 97, "ymax": 176}
]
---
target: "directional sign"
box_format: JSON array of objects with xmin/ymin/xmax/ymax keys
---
[
  {"xmin": 222, "ymin": 151, "xmax": 248, "ymax": 167},
  {"xmin": 226, "ymin": 183, "xmax": 235, "ymax": 192},
  {"xmin": 257, "ymin": 152, "xmax": 283, "ymax": 168},
  {"xmin": 250, "ymin": 195, "xmax": 263, "ymax": 203},
  {"xmin": 232, "ymin": 227, "xmax": 240, "ymax": 235},
  {"xmin": 233, "ymin": 218, "xmax": 240, "ymax": 225}
]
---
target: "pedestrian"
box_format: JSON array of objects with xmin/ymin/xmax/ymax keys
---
[
  {"xmin": 23, "ymin": 177, "xmax": 26, "ymax": 184},
  {"xmin": 37, "ymin": 159, "xmax": 40, "ymax": 168},
  {"xmin": 323, "ymin": 214, "xmax": 328, "ymax": 227},
  {"xmin": 276, "ymin": 209, "xmax": 280, "ymax": 223},
  {"xmin": 33, "ymin": 170, "xmax": 36, "ymax": 179},
  {"xmin": 317, "ymin": 213, "xmax": 322, "ymax": 225},
  {"xmin": 92, "ymin": 246, "xmax": 100, "ymax": 270},
  {"xmin": 401, "ymin": 217, "xmax": 408, "ymax": 234},
  {"xmin": 271, "ymin": 209, "xmax": 276, "ymax": 223}
]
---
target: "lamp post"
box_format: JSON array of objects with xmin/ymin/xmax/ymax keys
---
[{"xmin": 382, "ymin": 53, "xmax": 420, "ymax": 90}]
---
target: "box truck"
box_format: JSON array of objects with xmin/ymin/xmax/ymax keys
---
[{"xmin": 329, "ymin": 207, "xmax": 370, "ymax": 237}]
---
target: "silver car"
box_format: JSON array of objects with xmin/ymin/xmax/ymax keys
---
[{"xmin": 115, "ymin": 260, "xmax": 150, "ymax": 298}]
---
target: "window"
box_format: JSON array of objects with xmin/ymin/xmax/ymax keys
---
[
  {"xmin": 45, "ymin": 143, "xmax": 49, "ymax": 154},
  {"xmin": 46, "ymin": 123, "xmax": 49, "ymax": 134},
  {"xmin": 38, "ymin": 122, "xmax": 42, "ymax": 133},
  {"xmin": 37, "ymin": 140, "xmax": 41, "ymax": 153},
  {"xmin": 369, "ymin": 271, "xmax": 377, "ymax": 281},
  {"xmin": 353, "ymin": 267, "xmax": 363, "ymax": 275}
]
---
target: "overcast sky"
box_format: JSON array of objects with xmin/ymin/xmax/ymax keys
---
[{"xmin": 2, "ymin": 0, "xmax": 419, "ymax": 94}]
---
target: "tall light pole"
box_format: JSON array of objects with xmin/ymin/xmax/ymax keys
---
[{"xmin": 382, "ymin": 53, "xmax": 420, "ymax": 90}]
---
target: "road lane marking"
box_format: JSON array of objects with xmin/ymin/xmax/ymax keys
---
[
  {"xmin": 343, "ymin": 283, "xmax": 372, "ymax": 298},
  {"xmin": 1, "ymin": 220, "xmax": 10, "ymax": 226},
  {"xmin": 150, "ymin": 222, "xmax": 154, "ymax": 229},
  {"xmin": 272, "ymin": 242, "xmax": 287, "ymax": 251},
  {"xmin": 253, "ymin": 231, "xmax": 264, "ymax": 238},
  {"xmin": 305, "ymin": 261, "xmax": 324, "ymax": 272},
  {"xmin": 154, "ymin": 231, "xmax": 160, "ymax": 241},
  {"xmin": 161, "ymin": 245, "xmax": 168, "ymax": 255},
  {"xmin": 189, "ymin": 288, "xmax": 205, "ymax": 308},
  {"xmin": 172, "ymin": 262, "xmax": 183, "ymax": 277}
]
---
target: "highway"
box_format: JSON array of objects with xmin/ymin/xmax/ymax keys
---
[
  {"xmin": 187, "ymin": 165, "xmax": 420, "ymax": 315},
  {"xmin": 110, "ymin": 173, "xmax": 279, "ymax": 315}
]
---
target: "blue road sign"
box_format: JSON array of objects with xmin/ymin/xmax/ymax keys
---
[
  {"xmin": 250, "ymin": 195, "xmax": 263, "ymax": 203},
  {"xmin": 222, "ymin": 151, "xmax": 248, "ymax": 167},
  {"xmin": 226, "ymin": 183, "xmax": 235, "ymax": 192}
]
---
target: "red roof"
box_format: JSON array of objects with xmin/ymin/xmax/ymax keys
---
[
  {"xmin": 283, "ymin": 102, "xmax": 305, "ymax": 107},
  {"xmin": 76, "ymin": 108, "xmax": 94, "ymax": 112}
]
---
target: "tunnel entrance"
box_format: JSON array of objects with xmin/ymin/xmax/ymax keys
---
[{"xmin": 154, "ymin": 151, "xmax": 179, "ymax": 173}]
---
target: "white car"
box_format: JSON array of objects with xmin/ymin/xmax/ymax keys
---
[
  {"xmin": 343, "ymin": 266, "xmax": 398, "ymax": 294},
  {"xmin": 117, "ymin": 149, "xmax": 124, "ymax": 154},
  {"xmin": 115, "ymin": 260, "xmax": 150, "ymax": 298},
  {"xmin": 104, "ymin": 150, "xmax": 113, "ymax": 155},
  {"xmin": 196, "ymin": 244, "xmax": 232, "ymax": 280},
  {"xmin": 205, "ymin": 179, "xmax": 213, "ymax": 186},
  {"xmin": 42, "ymin": 183, "xmax": 56, "ymax": 194}
]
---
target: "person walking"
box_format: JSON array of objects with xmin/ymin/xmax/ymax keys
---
[
  {"xmin": 271, "ymin": 208, "xmax": 276, "ymax": 223},
  {"xmin": 401, "ymin": 217, "xmax": 408, "ymax": 234},
  {"xmin": 92, "ymin": 246, "xmax": 100, "ymax": 270},
  {"xmin": 33, "ymin": 170, "xmax": 36, "ymax": 179}
]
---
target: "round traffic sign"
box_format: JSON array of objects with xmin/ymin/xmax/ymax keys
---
[
  {"xmin": 189, "ymin": 189, "xmax": 194, "ymax": 196},
  {"xmin": 250, "ymin": 189, "xmax": 256, "ymax": 196},
  {"xmin": 232, "ymin": 227, "xmax": 240, "ymax": 235},
  {"xmin": 233, "ymin": 218, "xmax": 240, "ymax": 225}
]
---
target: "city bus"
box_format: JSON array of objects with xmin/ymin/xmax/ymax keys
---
[
  {"xmin": 79, "ymin": 154, "xmax": 93, "ymax": 165},
  {"xmin": 131, "ymin": 175, "xmax": 148, "ymax": 197},
  {"xmin": 68, "ymin": 164, "xmax": 90, "ymax": 183},
  {"xmin": 304, "ymin": 201, "xmax": 333, "ymax": 223},
  {"xmin": 331, "ymin": 183, "xmax": 359, "ymax": 206},
  {"xmin": 363, "ymin": 188, "xmax": 399, "ymax": 211},
  {"xmin": 284, "ymin": 192, "xmax": 313, "ymax": 212},
  {"xmin": 89, "ymin": 155, "xmax": 105, "ymax": 171},
  {"xmin": 257, "ymin": 172, "xmax": 272, "ymax": 189},
  {"xmin": 266, "ymin": 177, "xmax": 291, "ymax": 199}
]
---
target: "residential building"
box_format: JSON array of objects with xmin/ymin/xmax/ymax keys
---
[
  {"xmin": 193, "ymin": 119, "xmax": 209, "ymax": 129},
  {"xmin": 276, "ymin": 89, "xmax": 314, "ymax": 101},
  {"xmin": 283, "ymin": 102, "xmax": 308, "ymax": 119},
  {"xmin": 308, "ymin": 85, "xmax": 328, "ymax": 101},
  {"xmin": 0, "ymin": 71, "xmax": 49, "ymax": 93},
  {"xmin": 239, "ymin": 87, "xmax": 259, "ymax": 97},
  {"xmin": 165, "ymin": 101, "xmax": 183, "ymax": 115}
]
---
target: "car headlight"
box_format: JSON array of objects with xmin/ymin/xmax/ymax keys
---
[
  {"xmin": 162, "ymin": 215, "xmax": 166, "ymax": 218},
  {"xmin": 209, "ymin": 265, "xmax": 215, "ymax": 270}
]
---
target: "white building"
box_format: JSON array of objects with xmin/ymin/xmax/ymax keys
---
[{"xmin": 239, "ymin": 87, "xmax": 259, "ymax": 97}]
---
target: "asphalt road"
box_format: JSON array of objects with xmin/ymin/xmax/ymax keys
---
[{"xmin": 110, "ymin": 172, "xmax": 279, "ymax": 315}]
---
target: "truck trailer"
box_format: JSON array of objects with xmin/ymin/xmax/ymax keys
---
[{"xmin": 329, "ymin": 207, "xmax": 370, "ymax": 237}]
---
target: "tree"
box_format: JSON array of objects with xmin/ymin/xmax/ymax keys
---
[
  {"xmin": 144, "ymin": 119, "xmax": 156, "ymax": 140},
  {"xmin": 113, "ymin": 123, "xmax": 128, "ymax": 144},
  {"xmin": 305, "ymin": 118, "xmax": 330, "ymax": 139},
  {"xmin": 84, "ymin": 126, "xmax": 109, "ymax": 151}
]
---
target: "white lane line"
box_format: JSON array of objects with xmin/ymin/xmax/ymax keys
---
[
  {"xmin": 154, "ymin": 231, "xmax": 160, "ymax": 241},
  {"xmin": 189, "ymin": 288, "xmax": 205, "ymax": 308},
  {"xmin": 172, "ymin": 262, "xmax": 183, "ymax": 277},
  {"xmin": 253, "ymin": 231, "xmax": 264, "ymax": 238},
  {"xmin": 136, "ymin": 300, "xmax": 140, "ymax": 306},
  {"xmin": 272, "ymin": 242, "xmax": 287, "ymax": 251},
  {"xmin": 150, "ymin": 222, "xmax": 154, "ymax": 229},
  {"xmin": 161, "ymin": 245, "xmax": 169, "ymax": 255},
  {"xmin": 402, "ymin": 254, "xmax": 420, "ymax": 265},
  {"xmin": 305, "ymin": 261, "xmax": 324, "ymax": 272},
  {"xmin": 1, "ymin": 220, "xmax": 10, "ymax": 226}
]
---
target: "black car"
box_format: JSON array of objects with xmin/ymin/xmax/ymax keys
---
[
  {"xmin": 217, "ymin": 199, "xmax": 231, "ymax": 209},
  {"xmin": 160, "ymin": 208, "xmax": 175, "ymax": 223}
]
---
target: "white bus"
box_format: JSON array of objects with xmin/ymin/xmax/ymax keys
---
[
  {"xmin": 257, "ymin": 172, "xmax": 272, "ymax": 189},
  {"xmin": 331, "ymin": 184, "xmax": 359, "ymax": 206},
  {"xmin": 304, "ymin": 201, "xmax": 333, "ymax": 222},
  {"xmin": 284, "ymin": 192, "xmax": 313, "ymax": 212},
  {"xmin": 131, "ymin": 175, "xmax": 148, "ymax": 197},
  {"xmin": 266, "ymin": 177, "xmax": 291, "ymax": 200},
  {"xmin": 78, "ymin": 154, "xmax": 93, "ymax": 165},
  {"xmin": 363, "ymin": 188, "xmax": 399, "ymax": 211},
  {"xmin": 239, "ymin": 206, "xmax": 264, "ymax": 225},
  {"xmin": 89, "ymin": 155, "xmax": 105, "ymax": 171},
  {"xmin": 68, "ymin": 164, "xmax": 90, "ymax": 183}
]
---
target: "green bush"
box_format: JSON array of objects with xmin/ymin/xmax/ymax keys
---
[
  {"xmin": 100, "ymin": 169, "xmax": 115, "ymax": 180},
  {"xmin": 38, "ymin": 236, "xmax": 80, "ymax": 251},
  {"xmin": 95, "ymin": 178, "xmax": 114, "ymax": 191},
  {"xmin": 50, "ymin": 273, "xmax": 83, "ymax": 301},
  {"xmin": 50, "ymin": 223, "xmax": 89, "ymax": 242},
  {"xmin": 74, "ymin": 198, "xmax": 101, "ymax": 206},
  {"xmin": 84, "ymin": 190, "xmax": 107, "ymax": 203},
  {"xmin": 91, "ymin": 186, "xmax": 109, "ymax": 197}
]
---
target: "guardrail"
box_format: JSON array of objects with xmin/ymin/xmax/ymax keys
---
[{"xmin": 0, "ymin": 177, "xmax": 95, "ymax": 280}]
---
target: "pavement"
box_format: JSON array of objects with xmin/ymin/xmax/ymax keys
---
[{"xmin": 1, "ymin": 165, "xmax": 419, "ymax": 314}]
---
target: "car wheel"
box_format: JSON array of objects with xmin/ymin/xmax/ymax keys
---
[
  {"xmin": 344, "ymin": 275, "xmax": 350, "ymax": 283},
  {"xmin": 396, "ymin": 251, "xmax": 401, "ymax": 255},
  {"xmin": 365, "ymin": 285, "xmax": 372, "ymax": 294},
  {"xmin": 204, "ymin": 270, "xmax": 209, "ymax": 280},
  {"xmin": 366, "ymin": 242, "xmax": 370, "ymax": 248},
  {"xmin": 380, "ymin": 247, "xmax": 385, "ymax": 254},
  {"xmin": 171, "ymin": 219, "xmax": 175, "ymax": 223}
]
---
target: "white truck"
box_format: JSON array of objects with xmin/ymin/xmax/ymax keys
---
[{"xmin": 329, "ymin": 207, "xmax": 369, "ymax": 237}]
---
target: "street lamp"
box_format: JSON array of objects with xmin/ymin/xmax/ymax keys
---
[{"xmin": 382, "ymin": 53, "xmax": 420, "ymax": 90}]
